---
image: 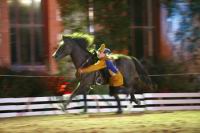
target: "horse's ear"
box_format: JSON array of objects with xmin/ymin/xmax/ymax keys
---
[{"xmin": 62, "ymin": 35, "xmax": 65, "ymax": 39}]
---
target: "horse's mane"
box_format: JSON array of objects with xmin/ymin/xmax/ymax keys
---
[{"xmin": 63, "ymin": 32, "xmax": 94, "ymax": 47}]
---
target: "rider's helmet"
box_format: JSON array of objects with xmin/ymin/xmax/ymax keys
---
[
  {"xmin": 98, "ymin": 43, "xmax": 105, "ymax": 53},
  {"xmin": 103, "ymin": 48, "xmax": 111, "ymax": 55},
  {"xmin": 97, "ymin": 44, "xmax": 111, "ymax": 56}
]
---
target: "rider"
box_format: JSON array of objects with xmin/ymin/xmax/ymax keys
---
[{"xmin": 78, "ymin": 44, "xmax": 127, "ymax": 96}]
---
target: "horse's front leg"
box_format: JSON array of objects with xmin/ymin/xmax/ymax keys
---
[
  {"xmin": 63, "ymin": 82, "xmax": 84, "ymax": 111},
  {"xmin": 113, "ymin": 94, "xmax": 122, "ymax": 114},
  {"xmin": 62, "ymin": 89, "xmax": 78, "ymax": 111},
  {"xmin": 65, "ymin": 85, "xmax": 91, "ymax": 113}
]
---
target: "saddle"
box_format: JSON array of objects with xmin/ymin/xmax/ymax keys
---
[
  {"xmin": 91, "ymin": 51, "xmax": 120, "ymax": 85},
  {"xmin": 94, "ymin": 69, "xmax": 110, "ymax": 85}
]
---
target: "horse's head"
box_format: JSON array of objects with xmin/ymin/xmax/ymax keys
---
[
  {"xmin": 52, "ymin": 37, "xmax": 74, "ymax": 60},
  {"xmin": 52, "ymin": 33, "xmax": 94, "ymax": 61}
]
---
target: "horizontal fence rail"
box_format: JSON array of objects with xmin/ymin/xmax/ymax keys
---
[
  {"xmin": 0, "ymin": 93, "xmax": 200, "ymax": 118},
  {"xmin": 1, "ymin": 72, "xmax": 200, "ymax": 78}
]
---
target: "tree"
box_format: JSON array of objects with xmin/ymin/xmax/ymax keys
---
[
  {"xmin": 93, "ymin": 0, "xmax": 131, "ymax": 50},
  {"xmin": 162, "ymin": 0, "xmax": 200, "ymax": 72},
  {"xmin": 57, "ymin": 0, "xmax": 89, "ymax": 33},
  {"xmin": 57, "ymin": 0, "xmax": 131, "ymax": 51}
]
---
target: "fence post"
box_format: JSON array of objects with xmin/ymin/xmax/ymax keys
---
[{"xmin": 83, "ymin": 93, "xmax": 87, "ymax": 113}]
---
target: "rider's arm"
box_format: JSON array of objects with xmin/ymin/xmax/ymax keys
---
[{"xmin": 79, "ymin": 60, "xmax": 106, "ymax": 73}]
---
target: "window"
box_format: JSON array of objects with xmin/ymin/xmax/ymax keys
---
[
  {"xmin": 8, "ymin": 0, "xmax": 44, "ymax": 66},
  {"xmin": 129, "ymin": 0, "xmax": 155, "ymax": 58}
]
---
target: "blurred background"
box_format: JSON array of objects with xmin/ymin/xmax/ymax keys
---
[{"xmin": 0, "ymin": 0, "xmax": 200, "ymax": 97}]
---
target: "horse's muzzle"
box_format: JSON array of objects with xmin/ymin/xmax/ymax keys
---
[
  {"xmin": 52, "ymin": 54, "xmax": 59, "ymax": 61},
  {"xmin": 52, "ymin": 52, "xmax": 59, "ymax": 60}
]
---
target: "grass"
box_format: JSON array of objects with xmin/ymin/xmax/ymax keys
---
[{"xmin": 0, "ymin": 111, "xmax": 200, "ymax": 133}]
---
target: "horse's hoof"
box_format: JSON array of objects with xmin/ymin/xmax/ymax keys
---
[
  {"xmin": 116, "ymin": 110, "xmax": 123, "ymax": 114},
  {"xmin": 136, "ymin": 99, "xmax": 141, "ymax": 105}
]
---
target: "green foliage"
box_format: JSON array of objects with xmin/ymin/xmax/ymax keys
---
[
  {"xmin": 162, "ymin": 0, "xmax": 200, "ymax": 16},
  {"xmin": 0, "ymin": 67, "xmax": 62, "ymax": 98},
  {"xmin": 145, "ymin": 59, "xmax": 200, "ymax": 92},
  {"xmin": 161, "ymin": 0, "xmax": 200, "ymax": 41},
  {"xmin": 161, "ymin": 0, "xmax": 200, "ymax": 73},
  {"xmin": 57, "ymin": 0, "xmax": 88, "ymax": 32},
  {"xmin": 56, "ymin": 56, "xmax": 76, "ymax": 80},
  {"xmin": 57, "ymin": 0, "xmax": 131, "ymax": 50},
  {"xmin": 94, "ymin": 0, "xmax": 131, "ymax": 50}
]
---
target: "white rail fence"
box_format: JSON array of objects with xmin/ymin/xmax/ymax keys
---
[{"xmin": 0, "ymin": 93, "xmax": 200, "ymax": 118}]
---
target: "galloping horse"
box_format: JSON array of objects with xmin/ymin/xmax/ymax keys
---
[{"xmin": 53, "ymin": 33, "xmax": 152, "ymax": 113}]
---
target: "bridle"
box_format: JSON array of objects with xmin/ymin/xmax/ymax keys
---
[
  {"xmin": 69, "ymin": 38, "xmax": 104, "ymax": 86},
  {"xmin": 70, "ymin": 38, "xmax": 96, "ymax": 68}
]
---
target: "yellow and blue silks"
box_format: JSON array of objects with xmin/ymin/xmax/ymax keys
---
[{"xmin": 80, "ymin": 57, "xmax": 124, "ymax": 87}]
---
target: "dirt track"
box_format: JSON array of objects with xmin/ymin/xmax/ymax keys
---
[{"xmin": 0, "ymin": 111, "xmax": 200, "ymax": 133}]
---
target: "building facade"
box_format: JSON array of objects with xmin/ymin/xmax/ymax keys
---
[
  {"xmin": 0, "ymin": 0, "xmax": 171, "ymax": 74},
  {"xmin": 0, "ymin": 0, "xmax": 62, "ymax": 73}
]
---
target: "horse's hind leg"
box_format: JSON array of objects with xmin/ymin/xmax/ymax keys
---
[
  {"xmin": 126, "ymin": 92, "xmax": 141, "ymax": 112},
  {"xmin": 114, "ymin": 94, "xmax": 122, "ymax": 114}
]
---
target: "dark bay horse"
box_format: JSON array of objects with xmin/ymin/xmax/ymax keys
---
[{"xmin": 53, "ymin": 33, "xmax": 152, "ymax": 113}]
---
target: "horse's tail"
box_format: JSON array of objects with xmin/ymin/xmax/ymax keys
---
[{"xmin": 131, "ymin": 57, "xmax": 153, "ymax": 89}]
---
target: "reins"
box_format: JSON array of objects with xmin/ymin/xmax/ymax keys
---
[
  {"xmin": 70, "ymin": 42, "xmax": 102, "ymax": 94},
  {"xmin": 72, "ymin": 41, "xmax": 96, "ymax": 86}
]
